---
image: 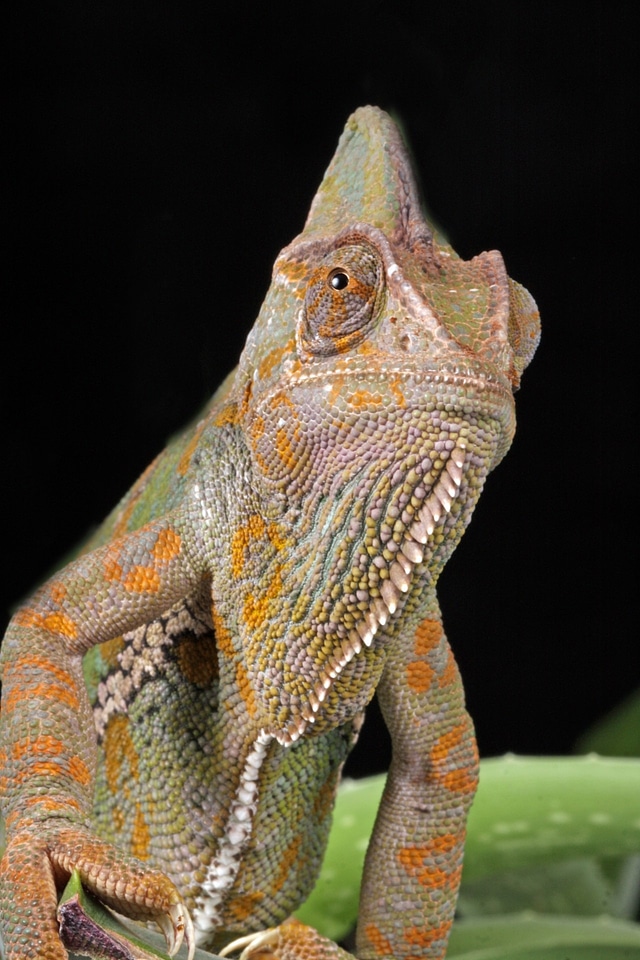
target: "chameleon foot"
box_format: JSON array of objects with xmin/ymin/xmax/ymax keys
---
[
  {"xmin": 0, "ymin": 824, "xmax": 194, "ymax": 960},
  {"xmin": 219, "ymin": 920, "xmax": 352, "ymax": 960}
]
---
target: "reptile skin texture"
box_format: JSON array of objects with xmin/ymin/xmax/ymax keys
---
[{"xmin": 0, "ymin": 107, "xmax": 539, "ymax": 960}]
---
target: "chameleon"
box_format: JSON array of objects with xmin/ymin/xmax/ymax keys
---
[{"xmin": 0, "ymin": 106, "xmax": 539, "ymax": 960}]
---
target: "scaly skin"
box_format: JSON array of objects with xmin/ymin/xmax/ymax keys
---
[{"xmin": 0, "ymin": 107, "xmax": 539, "ymax": 960}]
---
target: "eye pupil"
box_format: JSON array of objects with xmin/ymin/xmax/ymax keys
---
[{"xmin": 329, "ymin": 270, "xmax": 350, "ymax": 291}]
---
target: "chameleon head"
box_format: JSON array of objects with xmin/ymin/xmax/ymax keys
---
[{"xmin": 232, "ymin": 107, "xmax": 539, "ymax": 743}]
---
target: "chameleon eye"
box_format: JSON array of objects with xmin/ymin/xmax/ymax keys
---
[
  {"xmin": 328, "ymin": 269, "xmax": 350, "ymax": 291},
  {"xmin": 300, "ymin": 240, "xmax": 384, "ymax": 356}
]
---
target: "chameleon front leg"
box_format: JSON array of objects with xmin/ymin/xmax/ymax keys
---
[
  {"xmin": 0, "ymin": 514, "xmax": 200, "ymax": 959},
  {"xmin": 222, "ymin": 606, "xmax": 476, "ymax": 960},
  {"xmin": 357, "ymin": 606, "xmax": 478, "ymax": 960}
]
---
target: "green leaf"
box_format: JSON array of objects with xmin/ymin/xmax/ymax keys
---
[
  {"xmin": 462, "ymin": 755, "xmax": 640, "ymax": 881},
  {"xmin": 576, "ymin": 688, "xmax": 640, "ymax": 757},
  {"xmin": 446, "ymin": 913, "xmax": 640, "ymax": 958}
]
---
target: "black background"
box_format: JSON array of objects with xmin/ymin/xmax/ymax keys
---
[{"xmin": 4, "ymin": 3, "xmax": 636, "ymax": 774}]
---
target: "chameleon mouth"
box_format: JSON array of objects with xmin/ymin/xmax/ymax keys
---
[{"xmin": 274, "ymin": 441, "xmax": 468, "ymax": 746}]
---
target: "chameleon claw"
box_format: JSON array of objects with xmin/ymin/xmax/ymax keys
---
[
  {"xmin": 220, "ymin": 927, "xmax": 278, "ymax": 959},
  {"xmin": 155, "ymin": 900, "xmax": 194, "ymax": 960}
]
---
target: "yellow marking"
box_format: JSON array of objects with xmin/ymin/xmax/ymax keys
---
[
  {"xmin": 242, "ymin": 567, "xmax": 283, "ymax": 629},
  {"xmin": 230, "ymin": 514, "xmax": 267, "ymax": 579},
  {"xmin": 235, "ymin": 661, "xmax": 257, "ymax": 718},
  {"xmin": 98, "ymin": 635, "xmax": 126, "ymax": 668},
  {"xmin": 347, "ymin": 388, "xmax": 384, "ymax": 409},
  {"xmin": 103, "ymin": 715, "xmax": 139, "ymax": 796},
  {"xmin": 212, "ymin": 608, "xmax": 236, "ymax": 659},
  {"xmin": 267, "ymin": 522, "xmax": 287, "ymax": 551},
  {"xmin": 270, "ymin": 835, "xmax": 302, "ymax": 895},
  {"xmin": 257, "ymin": 344, "xmax": 287, "ymax": 382},
  {"xmin": 276, "ymin": 256, "xmax": 309, "ymax": 285},
  {"xmin": 226, "ymin": 892, "xmax": 264, "ymax": 924},
  {"xmin": 131, "ymin": 803, "xmax": 151, "ymax": 859}
]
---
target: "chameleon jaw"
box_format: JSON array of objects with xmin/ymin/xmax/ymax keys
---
[{"xmin": 277, "ymin": 442, "xmax": 468, "ymax": 746}]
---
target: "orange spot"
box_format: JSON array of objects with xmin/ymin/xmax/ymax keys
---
[
  {"xmin": 152, "ymin": 527, "xmax": 182, "ymax": 564},
  {"xmin": 11, "ymin": 753, "xmax": 90, "ymax": 788},
  {"xmin": 131, "ymin": 803, "xmax": 150, "ymax": 860},
  {"xmin": 438, "ymin": 646, "xmax": 458, "ymax": 688},
  {"xmin": 12, "ymin": 735, "xmax": 64, "ymax": 761},
  {"xmin": 403, "ymin": 922, "xmax": 452, "ymax": 950},
  {"xmin": 242, "ymin": 566, "xmax": 283, "ymax": 630},
  {"xmin": 4, "ymin": 796, "xmax": 83, "ymax": 831},
  {"xmin": 13, "ymin": 607, "xmax": 78, "ymax": 640},
  {"xmin": 122, "ymin": 565, "xmax": 161, "ymax": 593},
  {"xmin": 406, "ymin": 658, "xmax": 436, "ymax": 694},
  {"xmin": 363, "ymin": 924, "xmax": 393, "ymax": 956},
  {"xmin": 414, "ymin": 618, "xmax": 443, "ymax": 655},
  {"xmin": 25, "ymin": 795, "xmax": 82, "ymax": 813},
  {"xmin": 3, "ymin": 682, "xmax": 80, "ymax": 714},
  {"xmin": 67, "ymin": 755, "xmax": 92, "ymax": 787},
  {"xmin": 103, "ymin": 545, "xmax": 124, "ymax": 583},
  {"xmin": 430, "ymin": 718, "xmax": 479, "ymax": 794},
  {"xmin": 397, "ymin": 835, "xmax": 462, "ymax": 891},
  {"xmin": 3, "ymin": 654, "xmax": 77, "ymax": 688},
  {"xmin": 49, "ymin": 582, "xmax": 68, "ymax": 604}
]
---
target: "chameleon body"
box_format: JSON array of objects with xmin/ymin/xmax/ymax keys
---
[{"xmin": 0, "ymin": 107, "xmax": 539, "ymax": 960}]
